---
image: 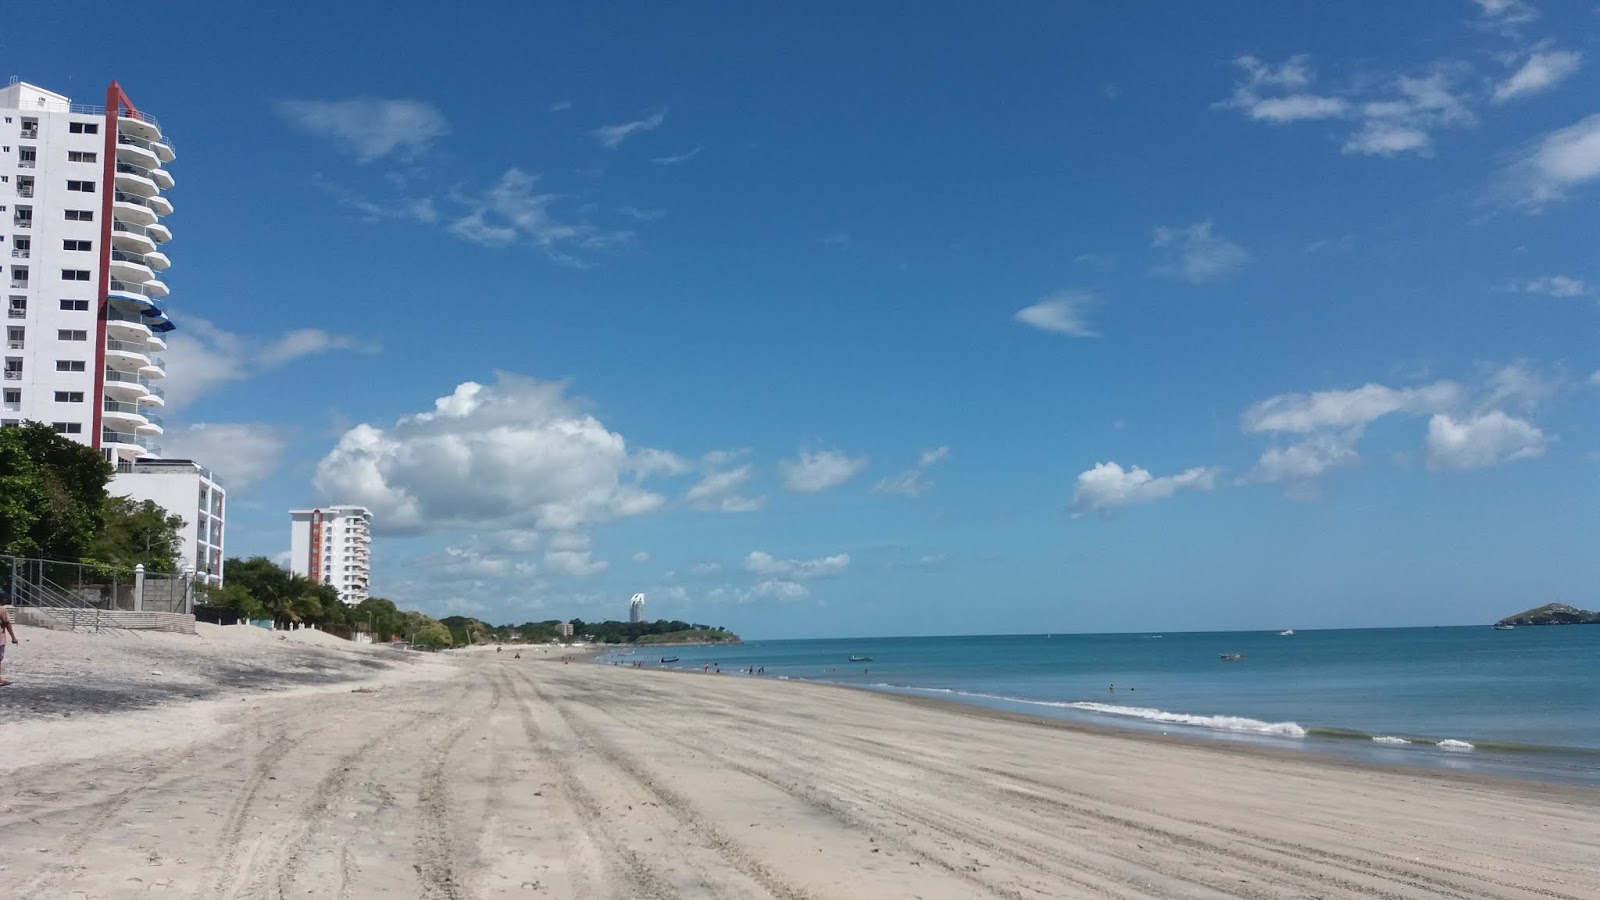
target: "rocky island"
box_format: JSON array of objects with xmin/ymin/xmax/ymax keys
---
[{"xmin": 1495, "ymin": 603, "xmax": 1600, "ymax": 626}]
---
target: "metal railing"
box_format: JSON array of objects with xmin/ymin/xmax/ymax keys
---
[
  {"xmin": 9, "ymin": 248, "xmax": 27, "ymax": 258},
  {"xmin": 17, "ymin": 159, "xmax": 35, "ymax": 169},
  {"xmin": 108, "ymin": 279, "xmax": 159, "ymax": 299},
  {"xmin": 113, "ymin": 190, "xmax": 155, "ymax": 209},
  {"xmin": 16, "ymin": 186, "xmax": 33, "ymax": 198},
  {"xmin": 103, "ymin": 397, "xmax": 147, "ymax": 416},
  {"xmin": 110, "ymin": 248, "xmax": 154, "ymax": 268},
  {"xmin": 6, "ymin": 340, "xmax": 22, "ymax": 350},
  {"xmin": 5, "ymin": 555, "xmax": 197, "ymax": 628},
  {"xmin": 105, "ymin": 337, "xmax": 152, "ymax": 356},
  {"xmin": 20, "ymin": 128, "xmax": 38, "ymax": 139},
  {"xmin": 106, "ymin": 308, "xmax": 150, "ymax": 326},
  {"xmin": 12, "ymin": 218, "xmax": 31, "ymax": 229}
]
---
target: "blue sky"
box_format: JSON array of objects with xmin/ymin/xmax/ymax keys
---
[{"xmin": 10, "ymin": 0, "xmax": 1597, "ymax": 636}]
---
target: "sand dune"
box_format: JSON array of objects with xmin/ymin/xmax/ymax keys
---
[{"xmin": 2, "ymin": 640, "xmax": 1596, "ymax": 899}]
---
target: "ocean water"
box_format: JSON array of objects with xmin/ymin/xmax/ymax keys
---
[{"xmin": 603, "ymin": 626, "xmax": 1600, "ymax": 785}]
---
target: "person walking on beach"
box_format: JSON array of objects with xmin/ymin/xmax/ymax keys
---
[{"xmin": 0, "ymin": 604, "xmax": 17, "ymax": 687}]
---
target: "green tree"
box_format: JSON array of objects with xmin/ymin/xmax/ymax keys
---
[
  {"xmin": 86, "ymin": 496, "xmax": 185, "ymax": 572},
  {"xmin": 355, "ymin": 596, "xmax": 401, "ymax": 639},
  {"xmin": 0, "ymin": 422, "xmax": 113, "ymax": 558}
]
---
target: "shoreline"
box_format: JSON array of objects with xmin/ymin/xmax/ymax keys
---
[{"xmin": 600, "ymin": 656, "xmax": 1600, "ymax": 791}]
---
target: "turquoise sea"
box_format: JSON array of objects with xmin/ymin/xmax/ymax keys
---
[{"xmin": 603, "ymin": 626, "xmax": 1600, "ymax": 785}]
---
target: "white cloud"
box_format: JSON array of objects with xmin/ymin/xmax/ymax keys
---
[
  {"xmin": 650, "ymin": 146, "xmax": 702, "ymax": 165},
  {"xmin": 1013, "ymin": 291, "xmax": 1099, "ymax": 337},
  {"xmin": 1473, "ymin": 0, "xmax": 1538, "ymax": 27},
  {"xmin": 1425, "ymin": 411, "xmax": 1546, "ymax": 470},
  {"xmin": 1152, "ymin": 220, "xmax": 1251, "ymax": 283},
  {"xmin": 550, "ymin": 100, "xmax": 573, "ymax": 112},
  {"xmin": 1493, "ymin": 49, "xmax": 1582, "ymax": 104},
  {"xmin": 873, "ymin": 446, "xmax": 951, "ymax": 498},
  {"xmin": 690, "ymin": 562, "xmax": 723, "ymax": 575},
  {"xmin": 1517, "ymin": 276, "xmax": 1588, "ymax": 298},
  {"xmin": 744, "ymin": 551, "xmax": 850, "ymax": 579},
  {"xmin": 313, "ymin": 373, "xmax": 675, "ymax": 535},
  {"xmin": 779, "ymin": 448, "xmax": 868, "ymax": 493},
  {"xmin": 1503, "ymin": 114, "xmax": 1600, "ymax": 207},
  {"xmin": 632, "ymin": 551, "xmax": 651, "ymax": 564},
  {"xmin": 446, "ymin": 168, "xmax": 632, "ymax": 265},
  {"xmin": 592, "ymin": 110, "xmax": 666, "ymax": 149},
  {"xmin": 630, "ymin": 448, "xmax": 691, "ymax": 477},
  {"xmin": 162, "ymin": 317, "xmax": 374, "ymax": 411},
  {"xmin": 149, "ymin": 423, "xmax": 287, "ymax": 492},
  {"xmin": 684, "ymin": 464, "xmax": 765, "ymax": 512},
  {"xmin": 1480, "ymin": 362, "xmax": 1552, "ymax": 412},
  {"xmin": 275, "ymin": 98, "xmax": 449, "ymax": 163},
  {"xmin": 1342, "ymin": 71, "xmax": 1475, "ymax": 157},
  {"xmin": 747, "ymin": 580, "xmax": 807, "ymax": 602},
  {"xmin": 1222, "ymin": 57, "xmax": 1348, "ymax": 122},
  {"xmin": 1242, "ymin": 382, "xmax": 1462, "ymax": 434},
  {"xmin": 1071, "ymin": 462, "xmax": 1218, "ymax": 516},
  {"xmin": 544, "ymin": 549, "xmax": 609, "ymax": 577},
  {"xmin": 1590, "ymin": 370, "xmax": 1600, "ymax": 386},
  {"xmin": 1245, "ymin": 435, "xmax": 1360, "ymax": 489}
]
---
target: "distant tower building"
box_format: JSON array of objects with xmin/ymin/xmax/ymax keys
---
[
  {"xmin": 629, "ymin": 592, "xmax": 646, "ymax": 623},
  {"xmin": 558, "ymin": 621, "xmax": 574, "ymax": 639},
  {"xmin": 288, "ymin": 505, "xmax": 373, "ymax": 604}
]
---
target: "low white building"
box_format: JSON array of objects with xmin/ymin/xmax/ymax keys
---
[
  {"xmin": 110, "ymin": 458, "xmax": 225, "ymax": 585},
  {"xmin": 288, "ymin": 505, "xmax": 372, "ymax": 604}
]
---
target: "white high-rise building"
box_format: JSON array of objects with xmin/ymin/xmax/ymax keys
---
[
  {"xmin": 289, "ymin": 506, "xmax": 373, "ymax": 604},
  {"xmin": 110, "ymin": 459, "xmax": 226, "ymax": 585},
  {"xmin": 2, "ymin": 79, "xmax": 177, "ymax": 462},
  {"xmin": 629, "ymin": 593, "xmax": 646, "ymax": 623}
]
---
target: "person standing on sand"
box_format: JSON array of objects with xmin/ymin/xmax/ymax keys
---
[{"xmin": 0, "ymin": 605, "xmax": 17, "ymax": 686}]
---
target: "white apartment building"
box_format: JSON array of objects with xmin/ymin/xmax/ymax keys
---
[
  {"xmin": 289, "ymin": 506, "xmax": 373, "ymax": 604},
  {"xmin": 110, "ymin": 459, "xmax": 226, "ymax": 585},
  {"xmin": 629, "ymin": 592, "xmax": 646, "ymax": 623},
  {"xmin": 1, "ymin": 78, "xmax": 176, "ymax": 461}
]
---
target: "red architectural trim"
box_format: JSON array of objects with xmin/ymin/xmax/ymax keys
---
[{"xmin": 90, "ymin": 81, "xmax": 144, "ymax": 452}]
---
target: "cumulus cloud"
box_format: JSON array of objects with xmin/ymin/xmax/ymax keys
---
[
  {"xmin": 1222, "ymin": 56, "xmax": 1349, "ymax": 122},
  {"xmin": 162, "ymin": 316, "xmax": 374, "ymax": 411},
  {"xmin": 1070, "ymin": 462, "xmax": 1218, "ymax": 516},
  {"xmin": 1242, "ymin": 382, "xmax": 1462, "ymax": 434},
  {"xmin": 779, "ymin": 448, "xmax": 868, "ymax": 493},
  {"xmin": 1152, "ymin": 220, "xmax": 1251, "ymax": 283},
  {"xmin": 1503, "ymin": 114, "xmax": 1600, "ymax": 207},
  {"xmin": 1517, "ymin": 276, "xmax": 1588, "ymax": 298},
  {"xmin": 1013, "ymin": 291, "xmax": 1099, "ymax": 337},
  {"xmin": 873, "ymin": 445, "xmax": 951, "ymax": 498},
  {"xmin": 1493, "ymin": 48, "xmax": 1582, "ymax": 104},
  {"xmin": 1425, "ymin": 411, "xmax": 1547, "ymax": 470},
  {"xmin": 149, "ymin": 423, "xmax": 287, "ymax": 492},
  {"xmin": 275, "ymin": 98, "xmax": 450, "ymax": 163},
  {"xmin": 1243, "ymin": 435, "xmax": 1360, "ymax": 493},
  {"xmin": 445, "ymin": 168, "xmax": 632, "ymax": 265},
  {"xmin": 684, "ymin": 463, "xmax": 765, "ymax": 512},
  {"xmin": 744, "ymin": 551, "xmax": 851, "ymax": 578},
  {"xmin": 313, "ymin": 373, "xmax": 675, "ymax": 535},
  {"xmin": 1342, "ymin": 70, "xmax": 1475, "ymax": 157},
  {"xmin": 591, "ymin": 110, "xmax": 666, "ymax": 149},
  {"xmin": 747, "ymin": 580, "xmax": 807, "ymax": 602}
]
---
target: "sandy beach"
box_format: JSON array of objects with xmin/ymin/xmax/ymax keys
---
[{"xmin": 2, "ymin": 632, "xmax": 1596, "ymax": 899}]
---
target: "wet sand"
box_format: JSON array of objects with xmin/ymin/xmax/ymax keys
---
[{"xmin": 2, "ymin": 636, "xmax": 1596, "ymax": 899}]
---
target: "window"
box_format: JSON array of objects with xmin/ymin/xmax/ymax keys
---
[
  {"xmin": 61, "ymin": 269, "xmax": 91, "ymax": 281},
  {"xmin": 65, "ymin": 209, "xmax": 93, "ymax": 222},
  {"xmin": 7, "ymin": 295, "xmax": 24, "ymax": 315},
  {"xmin": 2, "ymin": 388, "xmax": 18, "ymax": 403},
  {"xmin": 57, "ymin": 329, "xmax": 88, "ymax": 341},
  {"xmin": 6, "ymin": 326, "xmax": 21, "ymax": 348},
  {"xmin": 62, "ymin": 240, "xmax": 92, "ymax": 252},
  {"xmin": 54, "ymin": 391, "xmax": 84, "ymax": 403},
  {"xmin": 55, "ymin": 359, "xmax": 86, "ymax": 372},
  {"xmin": 66, "ymin": 180, "xmax": 95, "ymax": 193},
  {"xmin": 9, "ymin": 266, "xmax": 26, "ymax": 286},
  {"xmin": 69, "ymin": 122, "xmax": 99, "ymax": 134},
  {"xmin": 52, "ymin": 422, "xmax": 83, "ymax": 434},
  {"xmin": 67, "ymin": 151, "xmax": 97, "ymax": 163},
  {"xmin": 59, "ymin": 299, "xmax": 90, "ymax": 311}
]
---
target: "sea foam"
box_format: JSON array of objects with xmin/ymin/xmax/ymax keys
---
[
  {"xmin": 1371, "ymin": 735, "xmax": 1411, "ymax": 745},
  {"xmin": 1059, "ymin": 702, "xmax": 1308, "ymax": 738},
  {"xmin": 1435, "ymin": 739, "xmax": 1475, "ymax": 752}
]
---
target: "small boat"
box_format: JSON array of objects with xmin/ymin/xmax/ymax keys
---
[
  {"xmin": 1279, "ymin": 629, "xmax": 1295, "ymax": 636},
  {"xmin": 1219, "ymin": 652, "xmax": 1245, "ymax": 661},
  {"xmin": 847, "ymin": 655, "xmax": 873, "ymax": 663},
  {"xmin": 659, "ymin": 656, "xmax": 680, "ymax": 663},
  {"xmin": 1492, "ymin": 624, "xmax": 1515, "ymax": 631}
]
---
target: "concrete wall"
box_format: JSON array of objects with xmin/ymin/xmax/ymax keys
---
[{"xmin": 5, "ymin": 605, "xmax": 196, "ymax": 634}]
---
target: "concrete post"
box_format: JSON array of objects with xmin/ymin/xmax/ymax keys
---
[{"xmin": 134, "ymin": 564, "xmax": 145, "ymax": 612}]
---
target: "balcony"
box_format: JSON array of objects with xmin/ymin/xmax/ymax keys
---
[
  {"xmin": 102, "ymin": 368, "xmax": 150, "ymax": 400},
  {"xmin": 116, "ymin": 135, "xmax": 160, "ymax": 169},
  {"xmin": 146, "ymin": 194, "xmax": 173, "ymax": 217},
  {"xmin": 150, "ymin": 168, "xmax": 175, "ymax": 190},
  {"xmin": 139, "ymin": 354, "xmax": 167, "ymax": 380},
  {"xmin": 145, "ymin": 333, "xmax": 167, "ymax": 352},
  {"xmin": 105, "ymin": 307, "xmax": 153, "ymax": 341},
  {"xmin": 112, "ymin": 221, "xmax": 158, "ymax": 255},
  {"xmin": 113, "ymin": 191, "xmax": 158, "ymax": 226},
  {"xmin": 114, "ymin": 162, "xmax": 159, "ymax": 198},
  {"xmin": 12, "ymin": 217, "xmax": 31, "ymax": 230},
  {"xmin": 20, "ymin": 127, "xmax": 38, "ymax": 140},
  {"xmin": 109, "ymin": 249, "xmax": 155, "ymax": 284},
  {"xmin": 16, "ymin": 185, "xmax": 33, "ymax": 198},
  {"xmin": 143, "ymin": 250, "xmax": 170, "ymax": 271},
  {"xmin": 105, "ymin": 337, "xmax": 153, "ymax": 370},
  {"xmin": 117, "ymin": 113, "xmax": 161, "ymax": 144},
  {"xmin": 139, "ymin": 383, "xmax": 165, "ymax": 408},
  {"xmin": 9, "ymin": 247, "xmax": 28, "ymax": 259},
  {"xmin": 102, "ymin": 397, "xmax": 149, "ymax": 428},
  {"xmin": 142, "ymin": 278, "xmax": 169, "ymax": 299},
  {"xmin": 136, "ymin": 411, "xmax": 164, "ymax": 435},
  {"xmin": 101, "ymin": 427, "xmax": 158, "ymax": 460},
  {"xmin": 146, "ymin": 221, "xmax": 172, "ymax": 243}
]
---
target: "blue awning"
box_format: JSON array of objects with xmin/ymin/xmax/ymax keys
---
[{"xmin": 146, "ymin": 312, "xmax": 176, "ymax": 333}]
